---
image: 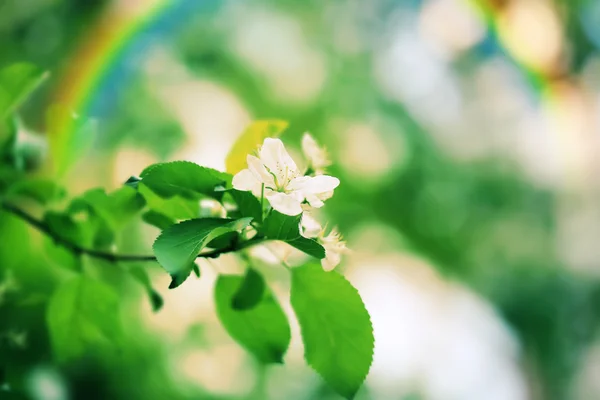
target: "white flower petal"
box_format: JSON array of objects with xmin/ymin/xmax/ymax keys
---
[
  {"xmin": 247, "ymin": 155, "xmax": 275, "ymax": 188},
  {"xmin": 300, "ymin": 213, "xmax": 322, "ymax": 238},
  {"xmin": 232, "ymin": 169, "xmax": 259, "ymax": 191},
  {"xmin": 302, "ymin": 133, "xmax": 319, "ymax": 157},
  {"xmin": 302, "ymin": 132, "xmax": 331, "ymax": 171},
  {"xmin": 290, "ymin": 175, "xmax": 340, "ymax": 195},
  {"xmin": 316, "ymin": 190, "xmax": 334, "ymax": 201},
  {"xmin": 259, "ymin": 138, "xmax": 299, "ymax": 184},
  {"xmin": 266, "ymin": 192, "xmax": 303, "ymax": 216},
  {"xmin": 306, "ymin": 194, "xmax": 324, "ymax": 208},
  {"xmin": 322, "ymin": 251, "xmax": 342, "ymax": 271}
]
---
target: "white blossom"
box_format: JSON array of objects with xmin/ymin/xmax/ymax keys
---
[
  {"xmin": 232, "ymin": 138, "xmax": 339, "ymax": 216},
  {"xmin": 300, "ymin": 213, "xmax": 349, "ymax": 271},
  {"xmin": 302, "ymin": 132, "xmax": 331, "ymax": 174}
]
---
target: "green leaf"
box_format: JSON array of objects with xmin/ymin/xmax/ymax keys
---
[
  {"xmin": 290, "ymin": 263, "xmax": 374, "ymax": 399},
  {"xmin": 46, "ymin": 276, "xmax": 123, "ymax": 362},
  {"xmin": 45, "ymin": 206, "xmax": 115, "ymax": 251},
  {"xmin": 153, "ymin": 218, "xmax": 253, "ymax": 288},
  {"xmin": 168, "ymin": 267, "xmax": 194, "ymax": 289},
  {"xmin": 44, "ymin": 211, "xmax": 86, "ymax": 248},
  {"xmin": 138, "ymin": 183, "xmax": 199, "ymax": 221},
  {"xmin": 124, "ymin": 175, "xmax": 141, "ymax": 189},
  {"xmin": 43, "ymin": 237, "xmax": 81, "ymax": 272},
  {"xmin": 206, "ymin": 231, "xmax": 238, "ymax": 250},
  {"xmin": 232, "ymin": 267, "xmax": 266, "ymax": 310},
  {"xmin": 78, "ymin": 186, "xmax": 146, "ymax": 230},
  {"xmin": 286, "ymin": 237, "xmax": 327, "ymax": 259},
  {"xmin": 0, "ymin": 63, "xmax": 48, "ymax": 119},
  {"xmin": 228, "ymin": 189, "xmax": 262, "ymax": 222},
  {"xmin": 262, "ymin": 211, "xmax": 325, "ymax": 259},
  {"xmin": 6, "ymin": 179, "xmax": 65, "ymax": 205},
  {"xmin": 225, "ymin": 120, "xmax": 289, "ymax": 174},
  {"xmin": 140, "ymin": 161, "xmax": 231, "ymax": 200},
  {"xmin": 0, "ymin": 116, "xmax": 17, "ymax": 157},
  {"xmin": 192, "ymin": 263, "xmax": 201, "ymax": 278},
  {"xmin": 215, "ymin": 274, "xmax": 290, "ymax": 363},
  {"xmin": 262, "ymin": 211, "xmax": 302, "ymax": 240},
  {"xmin": 142, "ymin": 210, "xmax": 175, "ymax": 230},
  {"xmin": 129, "ymin": 266, "xmax": 164, "ymax": 312}
]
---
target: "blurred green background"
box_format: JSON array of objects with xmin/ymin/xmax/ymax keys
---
[{"xmin": 2, "ymin": 0, "xmax": 600, "ymax": 399}]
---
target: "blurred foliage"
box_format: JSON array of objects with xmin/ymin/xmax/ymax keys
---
[{"xmin": 2, "ymin": 0, "xmax": 600, "ymax": 399}]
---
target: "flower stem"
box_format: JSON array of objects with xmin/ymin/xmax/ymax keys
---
[{"xmin": 260, "ymin": 183, "xmax": 265, "ymax": 220}]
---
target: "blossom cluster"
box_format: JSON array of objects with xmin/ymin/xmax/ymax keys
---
[{"xmin": 233, "ymin": 134, "xmax": 348, "ymax": 270}]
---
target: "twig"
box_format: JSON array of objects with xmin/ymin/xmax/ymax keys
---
[{"xmin": 0, "ymin": 201, "xmax": 265, "ymax": 263}]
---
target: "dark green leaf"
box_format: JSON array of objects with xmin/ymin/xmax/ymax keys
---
[
  {"xmin": 206, "ymin": 231, "xmax": 238, "ymax": 250},
  {"xmin": 225, "ymin": 120, "xmax": 288, "ymax": 174},
  {"xmin": 169, "ymin": 270, "xmax": 190, "ymax": 289},
  {"xmin": 0, "ymin": 63, "xmax": 48, "ymax": 119},
  {"xmin": 46, "ymin": 276, "xmax": 123, "ymax": 362},
  {"xmin": 138, "ymin": 183, "xmax": 199, "ymax": 221},
  {"xmin": 262, "ymin": 211, "xmax": 325, "ymax": 259},
  {"xmin": 232, "ymin": 267, "xmax": 266, "ymax": 310},
  {"xmin": 6, "ymin": 179, "xmax": 65, "ymax": 205},
  {"xmin": 140, "ymin": 161, "xmax": 231, "ymax": 200},
  {"xmin": 215, "ymin": 274, "xmax": 290, "ymax": 363},
  {"xmin": 149, "ymin": 290, "xmax": 164, "ymax": 312},
  {"xmin": 228, "ymin": 189, "xmax": 262, "ymax": 222},
  {"xmin": 44, "ymin": 211, "xmax": 85, "ymax": 248},
  {"xmin": 287, "ymin": 237, "xmax": 326, "ymax": 259},
  {"xmin": 124, "ymin": 175, "xmax": 141, "ymax": 189},
  {"xmin": 153, "ymin": 218, "xmax": 252, "ymax": 286},
  {"xmin": 142, "ymin": 210, "xmax": 175, "ymax": 230},
  {"xmin": 192, "ymin": 263, "xmax": 201, "ymax": 278},
  {"xmin": 0, "ymin": 116, "xmax": 17, "ymax": 158},
  {"xmin": 45, "ymin": 207, "xmax": 115, "ymax": 251},
  {"xmin": 290, "ymin": 263, "xmax": 374, "ymax": 400}
]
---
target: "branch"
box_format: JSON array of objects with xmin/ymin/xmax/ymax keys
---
[{"xmin": 0, "ymin": 201, "xmax": 264, "ymax": 263}]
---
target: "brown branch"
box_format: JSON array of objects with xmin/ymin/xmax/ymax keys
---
[{"xmin": 0, "ymin": 201, "xmax": 264, "ymax": 263}]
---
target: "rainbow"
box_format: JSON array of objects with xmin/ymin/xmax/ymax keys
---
[
  {"xmin": 50, "ymin": 0, "xmax": 216, "ymax": 157},
  {"xmin": 469, "ymin": 0, "xmax": 551, "ymax": 93}
]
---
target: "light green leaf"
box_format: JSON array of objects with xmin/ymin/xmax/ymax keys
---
[
  {"xmin": 225, "ymin": 120, "xmax": 289, "ymax": 174},
  {"xmin": 78, "ymin": 186, "xmax": 146, "ymax": 230},
  {"xmin": 0, "ymin": 63, "xmax": 48, "ymax": 119},
  {"xmin": 129, "ymin": 266, "xmax": 164, "ymax": 312},
  {"xmin": 138, "ymin": 183, "xmax": 199, "ymax": 221},
  {"xmin": 140, "ymin": 161, "xmax": 231, "ymax": 200},
  {"xmin": 153, "ymin": 218, "xmax": 252, "ymax": 288},
  {"xmin": 142, "ymin": 210, "xmax": 175, "ymax": 230},
  {"xmin": 45, "ymin": 206, "xmax": 114, "ymax": 251},
  {"xmin": 6, "ymin": 179, "xmax": 65, "ymax": 205},
  {"xmin": 228, "ymin": 189, "xmax": 262, "ymax": 222},
  {"xmin": 46, "ymin": 276, "xmax": 123, "ymax": 362},
  {"xmin": 215, "ymin": 274, "xmax": 290, "ymax": 363},
  {"xmin": 43, "ymin": 237, "xmax": 81, "ymax": 272},
  {"xmin": 232, "ymin": 267, "xmax": 265, "ymax": 310},
  {"xmin": 290, "ymin": 263, "xmax": 374, "ymax": 400},
  {"xmin": 262, "ymin": 211, "xmax": 325, "ymax": 259}
]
